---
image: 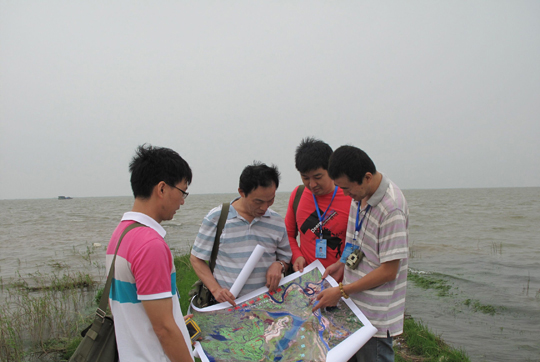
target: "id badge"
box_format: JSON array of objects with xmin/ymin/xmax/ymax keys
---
[
  {"xmin": 340, "ymin": 242, "xmax": 359, "ymax": 263},
  {"xmin": 315, "ymin": 239, "xmax": 327, "ymax": 258}
]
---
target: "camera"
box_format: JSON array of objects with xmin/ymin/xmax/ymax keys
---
[
  {"xmin": 346, "ymin": 248, "xmax": 364, "ymax": 269},
  {"xmin": 185, "ymin": 318, "xmax": 201, "ymax": 341}
]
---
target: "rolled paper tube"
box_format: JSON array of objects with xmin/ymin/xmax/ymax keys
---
[{"xmin": 229, "ymin": 244, "xmax": 267, "ymax": 298}]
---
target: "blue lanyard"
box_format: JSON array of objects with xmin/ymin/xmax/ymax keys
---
[
  {"xmin": 312, "ymin": 186, "xmax": 338, "ymax": 238},
  {"xmin": 354, "ymin": 203, "xmax": 371, "ymax": 241}
]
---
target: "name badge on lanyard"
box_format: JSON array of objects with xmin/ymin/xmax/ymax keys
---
[
  {"xmin": 315, "ymin": 239, "xmax": 327, "ymax": 258},
  {"xmin": 339, "ymin": 203, "xmax": 371, "ymax": 263},
  {"xmin": 312, "ymin": 187, "xmax": 338, "ymax": 259}
]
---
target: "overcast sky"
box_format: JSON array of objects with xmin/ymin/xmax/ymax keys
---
[{"xmin": 1, "ymin": 1, "xmax": 539, "ymax": 200}]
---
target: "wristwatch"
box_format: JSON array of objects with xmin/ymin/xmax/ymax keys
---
[{"xmin": 277, "ymin": 261, "xmax": 286, "ymax": 274}]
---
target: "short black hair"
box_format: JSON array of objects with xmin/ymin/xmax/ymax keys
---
[
  {"xmin": 328, "ymin": 145, "xmax": 376, "ymax": 184},
  {"xmin": 295, "ymin": 137, "xmax": 333, "ymax": 173},
  {"xmin": 129, "ymin": 144, "xmax": 192, "ymax": 199},
  {"xmin": 239, "ymin": 162, "xmax": 280, "ymax": 196}
]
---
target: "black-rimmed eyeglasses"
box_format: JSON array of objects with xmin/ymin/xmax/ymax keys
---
[{"xmin": 170, "ymin": 184, "xmax": 189, "ymax": 199}]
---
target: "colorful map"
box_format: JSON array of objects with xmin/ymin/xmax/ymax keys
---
[{"xmin": 191, "ymin": 263, "xmax": 375, "ymax": 362}]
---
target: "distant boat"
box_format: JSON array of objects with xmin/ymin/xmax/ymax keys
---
[{"xmin": 58, "ymin": 196, "xmax": 73, "ymax": 200}]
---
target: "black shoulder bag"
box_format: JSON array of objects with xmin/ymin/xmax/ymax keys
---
[{"xmin": 189, "ymin": 202, "xmax": 230, "ymax": 308}]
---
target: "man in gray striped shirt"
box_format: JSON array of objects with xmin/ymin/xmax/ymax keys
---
[
  {"xmin": 313, "ymin": 145, "xmax": 409, "ymax": 362},
  {"xmin": 190, "ymin": 162, "xmax": 292, "ymax": 307}
]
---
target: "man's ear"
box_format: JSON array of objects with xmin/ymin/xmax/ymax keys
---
[
  {"xmin": 155, "ymin": 181, "xmax": 167, "ymax": 199},
  {"xmin": 363, "ymin": 172, "xmax": 373, "ymax": 184},
  {"xmin": 238, "ymin": 188, "xmax": 246, "ymax": 198}
]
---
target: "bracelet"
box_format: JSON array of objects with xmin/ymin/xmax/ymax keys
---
[
  {"xmin": 339, "ymin": 282, "xmax": 349, "ymax": 299},
  {"xmin": 278, "ymin": 261, "xmax": 286, "ymax": 274}
]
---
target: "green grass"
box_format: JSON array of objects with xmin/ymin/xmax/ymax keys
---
[
  {"xmin": 463, "ymin": 298, "xmax": 499, "ymax": 316},
  {"xmin": 409, "ymin": 270, "xmax": 503, "ymax": 318},
  {"xmin": 174, "ymin": 253, "xmax": 201, "ymax": 316},
  {"xmin": 0, "ymin": 271, "xmax": 96, "ymax": 361},
  {"xmin": 62, "ymin": 336, "xmax": 83, "ymax": 360},
  {"xmin": 408, "ymin": 272, "xmax": 452, "ymax": 297},
  {"xmin": 395, "ymin": 317, "xmax": 470, "ymax": 362}
]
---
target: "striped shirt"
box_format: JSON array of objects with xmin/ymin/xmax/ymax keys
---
[
  {"xmin": 344, "ymin": 174, "xmax": 409, "ymax": 338},
  {"xmin": 191, "ymin": 198, "xmax": 292, "ymax": 297}
]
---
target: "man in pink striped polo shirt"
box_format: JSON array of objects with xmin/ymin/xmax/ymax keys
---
[{"xmin": 107, "ymin": 145, "xmax": 194, "ymax": 362}]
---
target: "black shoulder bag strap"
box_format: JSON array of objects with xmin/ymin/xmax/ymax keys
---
[
  {"xmin": 284, "ymin": 187, "xmax": 305, "ymax": 276},
  {"xmin": 86, "ymin": 222, "xmax": 144, "ymax": 341},
  {"xmin": 208, "ymin": 203, "xmax": 230, "ymax": 272},
  {"xmin": 292, "ymin": 185, "xmax": 305, "ymax": 218}
]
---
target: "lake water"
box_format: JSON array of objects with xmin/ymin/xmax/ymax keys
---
[{"xmin": 1, "ymin": 187, "xmax": 539, "ymax": 361}]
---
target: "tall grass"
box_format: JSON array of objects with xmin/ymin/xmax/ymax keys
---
[
  {"xmin": 175, "ymin": 253, "xmax": 200, "ymax": 316},
  {"xmin": 0, "ymin": 255, "xmax": 100, "ymax": 361}
]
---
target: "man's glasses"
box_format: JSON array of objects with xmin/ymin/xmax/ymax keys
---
[{"xmin": 170, "ymin": 184, "xmax": 189, "ymax": 199}]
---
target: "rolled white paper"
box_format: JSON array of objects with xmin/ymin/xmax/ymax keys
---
[
  {"xmin": 326, "ymin": 324, "xmax": 378, "ymax": 362},
  {"xmin": 229, "ymin": 244, "xmax": 266, "ymax": 297}
]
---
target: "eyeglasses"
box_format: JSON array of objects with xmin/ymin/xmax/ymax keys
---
[{"xmin": 170, "ymin": 184, "xmax": 189, "ymax": 199}]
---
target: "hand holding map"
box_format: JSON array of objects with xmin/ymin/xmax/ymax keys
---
[{"xmin": 191, "ymin": 260, "xmax": 377, "ymax": 362}]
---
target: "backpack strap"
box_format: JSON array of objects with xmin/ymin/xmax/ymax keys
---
[
  {"xmin": 209, "ymin": 202, "xmax": 230, "ymax": 272},
  {"xmin": 292, "ymin": 185, "xmax": 305, "ymax": 217}
]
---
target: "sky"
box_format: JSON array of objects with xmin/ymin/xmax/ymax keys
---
[{"xmin": 1, "ymin": 1, "xmax": 539, "ymax": 200}]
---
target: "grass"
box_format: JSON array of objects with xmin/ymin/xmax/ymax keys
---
[
  {"xmin": 463, "ymin": 298, "xmax": 499, "ymax": 316},
  {"xmin": 408, "ymin": 269, "xmax": 502, "ymax": 317},
  {"xmin": 175, "ymin": 253, "xmax": 201, "ymax": 315},
  {"xmin": 395, "ymin": 317, "xmax": 470, "ymax": 362},
  {"xmin": 408, "ymin": 271, "xmax": 452, "ymax": 297},
  {"xmin": 0, "ymin": 246, "xmax": 101, "ymax": 362},
  {"xmin": 0, "ymin": 271, "xmax": 97, "ymax": 361}
]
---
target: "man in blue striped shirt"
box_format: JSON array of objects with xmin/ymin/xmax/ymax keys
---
[{"xmin": 191, "ymin": 162, "xmax": 292, "ymax": 307}]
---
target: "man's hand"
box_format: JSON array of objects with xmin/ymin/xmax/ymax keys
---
[
  {"xmin": 211, "ymin": 286, "xmax": 236, "ymax": 307},
  {"xmin": 311, "ymin": 286, "xmax": 341, "ymax": 313},
  {"xmin": 322, "ymin": 261, "xmax": 345, "ymax": 280},
  {"xmin": 190, "ymin": 254, "xmax": 236, "ymax": 307},
  {"xmin": 293, "ymin": 256, "xmax": 306, "ymax": 273},
  {"xmin": 266, "ymin": 261, "xmax": 283, "ymax": 292}
]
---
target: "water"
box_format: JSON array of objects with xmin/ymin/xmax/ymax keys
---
[
  {"xmin": 404, "ymin": 187, "xmax": 540, "ymax": 362},
  {"xmin": 1, "ymin": 188, "xmax": 539, "ymax": 361}
]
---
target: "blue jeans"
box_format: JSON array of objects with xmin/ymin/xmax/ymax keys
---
[{"xmin": 348, "ymin": 335, "xmax": 394, "ymax": 362}]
